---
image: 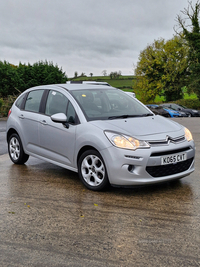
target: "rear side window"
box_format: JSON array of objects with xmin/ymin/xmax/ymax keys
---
[{"xmin": 24, "ymin": 90, "xmax": 44, "ymax": 113}]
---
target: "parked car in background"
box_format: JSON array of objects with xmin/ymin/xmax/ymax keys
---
[
  {"xmin": 147, "ymin": 104, "xmax": 188, "ymax": 118},
  {"xmin": 146, "ymin": 104, "xmax": 170, "ymax": 117},
  {"xmin": 163, "ymin": 107, "xmax": 181, "ymax": 118},
  {"xmin": 161, "ymin": 103, "xmax": 200, "ymax": 117},
  {"xmin": 163, "ymin": 107, "xmax": 188, "ymax": 117},
  {"xmin": 125, "ymin": 91, "xmax": 136, "ymax": 98},
  {"xmin": 7, "ymin": 82, "xmax": 195, "ymax": 191}
]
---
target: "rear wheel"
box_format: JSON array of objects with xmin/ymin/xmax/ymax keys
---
[
  {"xmin": 8, "ymin": 133, "xmax": 29, "ymax": 164},
  {"xmin": 78, "ymin": 150, "xmax": 109, "ymax": 191}
]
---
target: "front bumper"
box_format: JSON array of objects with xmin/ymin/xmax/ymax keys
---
[{"xmin": 101, "ymin": 140, "xmax": 195, "ymax": 186}]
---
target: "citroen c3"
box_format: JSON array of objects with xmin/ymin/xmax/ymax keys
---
[{"xmin": 6, "ymin": 82, "xmax": 195, "ymax": 190}]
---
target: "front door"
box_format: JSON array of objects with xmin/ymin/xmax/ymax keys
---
[{"xmin": 38, "ymin": 90, "xmax": 77, "ymax": 168}]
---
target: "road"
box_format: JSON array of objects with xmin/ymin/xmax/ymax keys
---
[
  {"xmin": 0, "ymin": 118, "xmax": 200, "ymax": 266},
  {"xmin": 0, "ymin": 119, "xmax": 7, "ymax": 155}
]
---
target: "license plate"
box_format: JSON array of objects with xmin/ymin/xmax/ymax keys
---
[{"xmin": 161, "ymin": 153, "xmax": 187, "ymax": 165}]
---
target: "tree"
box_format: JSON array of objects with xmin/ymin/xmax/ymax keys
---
[
  {"xmin": 17, "ymin": 60, "xmax": 68, "ymax": 92},
  {"xmin": 89, "ymin": 73, "xmax": 93, "ymax": 77},
  {"xmin": 176, "ymin": 0, "xmax": 200, "ymax": 100},
  {"xmin": 109, "ymin": 71, "xmax": 121, "ymax": 79},
  {"xmin": 0, "ymin": 60, "xmax": 68, "ymax": 97},
  {"xmin": 102, "ymin": 70, "xmax": 107, "ymax": 76},
  {"xmin": 133, "ymin": 37, "xmax": 188, "ymax": 103},
  {"xmin": 0, "ymin": 61, "xmax": 20, "ymax": 97}
]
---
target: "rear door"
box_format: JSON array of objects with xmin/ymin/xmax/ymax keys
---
[{"xmin": 18, "ymin": 89, "xmax": 44, "ymax": 154}]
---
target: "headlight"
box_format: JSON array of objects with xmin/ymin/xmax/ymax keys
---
[
  {"xmin": 185, "ymin": 127, "xmax": 193, "ymax": 141},
  {"xmin": 104, "ymin": 131, "xmax": 150, "ymax": 150}
]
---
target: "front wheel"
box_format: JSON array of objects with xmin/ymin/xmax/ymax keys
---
[
  {"xmin": 78, "ymin": 150, "xmax": 109, "ymax": 191},
  {"xmin": 8, "ymin": 133, "xmax": 29, "ymax": 164}
]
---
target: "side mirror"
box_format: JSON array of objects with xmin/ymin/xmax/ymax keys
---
[
  {"xmin": 51, "ymin": 113, "xmax": 69, "ymax": 128},
  {"xmin": 51, "ymin": 113, "xmax": 67, "ymax": 123}
]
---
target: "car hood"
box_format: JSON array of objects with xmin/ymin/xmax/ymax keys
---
[{"xmin": 91, "ymin": 115, "xmax": 184, "ymax": 141}]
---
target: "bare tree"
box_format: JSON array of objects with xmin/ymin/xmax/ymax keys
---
[
  {"xmin": 102, "ymin": 70, "xmax": 107, "ymax": 76},
  {"xmin": 175, "ymin": 1, "xmax": 200, "ymax": 33}
]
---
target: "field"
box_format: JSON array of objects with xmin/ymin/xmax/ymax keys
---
[{"xmin": 69, "ymin": 75, "xmax": 135, "ymax": 91}]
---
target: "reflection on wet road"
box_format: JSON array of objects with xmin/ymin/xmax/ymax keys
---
[{"xmin": 0, "ymin": 118, "xmax": 200, "ymax": 266}]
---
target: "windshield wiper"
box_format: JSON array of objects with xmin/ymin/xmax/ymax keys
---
[
  {"xmin": 108, "ymin": 113, "xmax": 153, "ymax": 120},
  {"xmin": 108, "ymin": 115, "xmax": 141, "ymax": 120},
  {"xmin": 140, "ymin": 113, "xmax": 154, "ymax": 117}
]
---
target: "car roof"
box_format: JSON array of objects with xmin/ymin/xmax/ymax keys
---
[
  {"xmin": 60, "ymin": 83, "xmax": 115, "ymax": 91},
  {"xmin": 162, "ymin": 103, "xmax": 179, "ymax": 106}
]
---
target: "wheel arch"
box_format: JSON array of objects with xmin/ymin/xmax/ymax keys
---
[
  {"xmin": 77, "ymin": 145, "xmax": 98, "ymax": 166},
  {"xmin": 7, "ymin": 128, "xmax": 19, "ymax": 143}
]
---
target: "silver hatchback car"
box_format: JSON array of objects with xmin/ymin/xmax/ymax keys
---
[{"xmin": 7, "ymin": 82, "xmax": 195, "ymax": 190}]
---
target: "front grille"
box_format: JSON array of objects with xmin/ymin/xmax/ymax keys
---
[{"xmin": 146, "ymin": 158, "xmax": 194, "ymax": 177}]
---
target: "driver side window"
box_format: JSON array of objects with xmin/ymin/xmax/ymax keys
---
[
  {"xmin": 45, "ymin": 90, "xmax": 78, "ymax": 124},
  {"xmin": 45, "ymin": 91, "xmax": 68, "ymax": 116}
]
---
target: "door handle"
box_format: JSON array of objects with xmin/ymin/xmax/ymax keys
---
[
  {"xmin": 19, "ymin": 114, "xmax": 24, "ymax": 119},
  {"xmin": 40, "ymin": 120, "xmax": 47, "ymax": 125}
]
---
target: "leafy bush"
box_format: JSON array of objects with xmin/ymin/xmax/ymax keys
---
[
  {"xmin": 0, "ymin": 60, "xmax": 68, "ymax": 97},
  {"xmin": 0, "ymin": 95, "xmax": 18, "ymax": 117},
  {"xmin": 0, "ymin": 98, "xmax": 3, "ymax": 109},
  {"xmin": 175, "ymin": 99, "xmax": 200, "ymax": 109}
]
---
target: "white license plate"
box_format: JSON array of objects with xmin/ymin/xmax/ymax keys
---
[{"xmin": 161, "ymin": 153, "xmax": 187, "ymax": 165}]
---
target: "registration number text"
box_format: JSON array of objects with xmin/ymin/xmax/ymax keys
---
[{"xmin": 161, "ymin": 153, "xmax": 187, "ymax": 165}]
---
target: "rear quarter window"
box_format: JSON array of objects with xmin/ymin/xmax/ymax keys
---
[{"xmin": 15, "ymin": 94, "xmax": 26, "ymax": 109}]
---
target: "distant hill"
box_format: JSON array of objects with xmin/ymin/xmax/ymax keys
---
[{"xmin": 68, "ymin": 75, "xmax": 136, "ymax": 92}]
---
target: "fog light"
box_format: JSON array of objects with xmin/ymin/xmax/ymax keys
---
[{"xmin": 128, "ymin": 165, "xmax": 135, "ymax": 173}]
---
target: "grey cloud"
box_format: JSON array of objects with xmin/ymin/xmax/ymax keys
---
[{"xmin": 0, "ymin": 0, "xmax": 190, "ymax": 76}]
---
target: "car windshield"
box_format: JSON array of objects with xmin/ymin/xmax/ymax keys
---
[
  {"xmin": 178, "ymin": 104, "xmax": 187, "ymax": 109},
  {"xmin": 71, "ymin": 88, "xmax": 152, "ymax": 121}
]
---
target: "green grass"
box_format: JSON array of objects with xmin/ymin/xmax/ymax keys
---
[
  {"xmin": 69, "ymin": 75, "xmax": 135, "ymax": 90},
  {"xmin": 153, "ymin": 92, "xmax": 198, "ymax": 103}
]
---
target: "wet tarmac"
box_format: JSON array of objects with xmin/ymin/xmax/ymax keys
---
[
  {"xmin": 0, "ymin": 118, "xmax": 7, "ymax": 155},
  {"xmin": 0, "ymin": 118, "xmax": 200, "ymax": 266}
]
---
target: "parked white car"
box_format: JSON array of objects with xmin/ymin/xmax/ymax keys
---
[{"xmin": 125, "ymin": 91, "xmax": 136, "ymax": 98}]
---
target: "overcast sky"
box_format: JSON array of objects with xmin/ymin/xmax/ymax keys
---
[{"xmin": 0, "ymin": 0, "xmax": 190, "ymax": 77}]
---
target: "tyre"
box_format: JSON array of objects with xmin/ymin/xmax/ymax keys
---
[
  {"xmin": 78, "ymin": 150, "xmax": 109, "ymax": 191},
  {"xmin": 8, "ymin": 133, "xmax": 29, "ymax": 164}
]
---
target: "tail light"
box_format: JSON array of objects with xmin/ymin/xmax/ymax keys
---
[{"xmin": 8, "ymin": 109, "xmax": 12, "ymax": 118}]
